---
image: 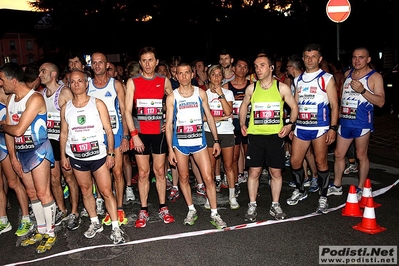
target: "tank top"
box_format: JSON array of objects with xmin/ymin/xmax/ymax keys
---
[
  {"xmin": 172, "ymin": 87, "xmax": 205, "ymax": 147},
  {"xmin": 204, "ymin": 88, "xmax": 235, "ymax": 134},
  {"xmin": 87, "ymin": 77, "xmax": 123, "ymax": 136},
  {"xmin": 228, "ymin": 80, "xmax": 251, "ymax": 129},
  {"xmin": 8, "ymin": 89, "xmax": 48, "ymax": 152},
  {"xmin": 295, "ymin": 69, "xmax": 333, "ymax": 127},
  {"xmin": 340, "ymin": 69, "xmax": 375, "ymax": 129},
  {"xmin": 42, "ymin": 85, "xmax": 63, "ymax": 141},
  {"xmin": 247, "ymin": 80, "xmax": 284, "ymax": 135},
  {"xmin": 132, "ymin": 74, "xmax": 166, "ymax": 134},
  {"xmin": 65, "ymin": 97, "xmax": 107, "ymax": 160}
]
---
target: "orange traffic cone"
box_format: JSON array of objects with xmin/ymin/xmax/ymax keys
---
[
  {"xmin": 353, "ymin": 197, "xmax": 386, "ymax": 234},
  {"xmin": 359, "ymin": 178, "xmax": 381, "ymax": 208},
  {"xmin": 342, "ymin": 185, "xmax": 363, "ymax": 217}
]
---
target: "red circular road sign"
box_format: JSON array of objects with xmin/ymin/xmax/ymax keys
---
[{"xmin": 326, "ymin": 0, "xmax": 351, "ymax": 23}]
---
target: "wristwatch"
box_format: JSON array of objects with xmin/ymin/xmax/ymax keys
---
[
  {"xmin": 218, "ymin": 94, "xmax": 225, "ymax": 100},
  {"xmin": 108, "ymin": 152, "xmax": 115, "ymax": 157},
  {"xmin": 286, "ymin": 121, "xmax": 296, "ymax": 131},
  {"xmin": 122, "ymin": 135, "xmax": 131, "ymax": 140}
]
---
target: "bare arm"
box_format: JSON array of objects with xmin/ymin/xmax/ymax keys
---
[
  {"xmin": 239, "ymin": 83, "xmax": 255, "ymax": 136},
  {"xmin": 165, "ymin": 93, "xmax": 177, "ymax": 166},
  {"xmin": 96, "ymin": 98, "xmax": 115, "ymax": 169},
  {"xmin": 2, "ymin": 93, "xmax": 46, "ymax": 137},
  {"xmin": 279, "ymin": 83, "xmax": 298, "ymax": 138},
  {"xmin": 199, "ymin": 89, "xmax": 221, "ymax": 157},
  {"xmin": 164, "ymin": 78, "xmax": 173, "ymax": 96},
  {"xmin": 115, "ymin": 79, "xmax": 129, "ymax": 152},
  {"xmin": 326, "ymin": 76, "xmax": 339, "ymax": 145},
  {"xmin": 59, "ymin": 104, "xmax": 70, "ymax": 170},
  {"xmin": 358, "ymin": 72, "xmax": 385, "ymax": 108}
]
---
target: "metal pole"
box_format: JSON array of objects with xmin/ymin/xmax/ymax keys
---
[{"xmin": 336, "ymin": 23, "xmax": 340, "ymax": 61}]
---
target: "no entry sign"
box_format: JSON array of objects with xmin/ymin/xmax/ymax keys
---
[{"xmin": 326, "ymin": 0, "xmax": 351, "ymax": 23}]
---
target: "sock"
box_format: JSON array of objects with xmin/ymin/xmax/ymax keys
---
[
  {"xmin": 111, "ymin": 221, "xmax": 119, "ymax": 230},
  {"xmin": 239, "ymin": 173, "xmax": 244, "ymax": 176},
  {"xmin": 141, "ymin": 206, "xmax": 148, "ymax": 212},
  {"xmin": 90, "ymin": 216, "xmax": 100, "ymax": 224},
  {"xmin": 250, "ymin": 201, "xmax": 257, "ymax": 206},
  {"xmin": 173, "ymin": 185, "xmax": 178, "ymax": 190},
  {"xmin": 159, "ymin": 204, "xmax": 166, "ymax": 210},
  {"xmin": 215, "ymin": 175, "xmax": 221, "ymax": 181},
  {"xmin": 229, "ymin": 188, "xmax": 235, "ymax": 198},
  {"xmin": 188, "ymin": 204, "xmax": 196, "ymax": 211},
  {"xmin": 0, "ymin": 216, "xmax": 8, "ymax": 223},
  {"xmin": 43, "ymin": 200, "xmax": 56, "ymax": 237},
  {"xmin": 21, "ymin": 215, "xmax": 30, "ymax": 222},
  {"xmin": 210, "ymin": 209, "xmax": 218, "ymax": 216},
  {"xmin": 318, "ymin": 170, "xmax": 331, "ymax": 197},
  {"xmin": 197, "ymin": 183, "xmax": 204, "ymax": 188},
  {"xmin": 31, "ymin": 200, "xmax": 46, "ymax": 234}
]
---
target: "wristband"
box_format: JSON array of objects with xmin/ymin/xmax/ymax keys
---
[
  {"xmin": 214, "ymin": 139, "xmax": 221, "ymax": 144},
  {"xmin": 329, "ymin": 125, "xmax": 338, "ymax": 132},
  {"xmin": 122, "ymin": 135, "xmax": 131, "ymax": 140},
  {"xmin": 108, "ymin": 152, "xmax": 115, "ymax": 157},
  {"xmin": 218, "ymin": 94, "xmax": 225, "ymax": 100},
  {"xmin": 130, "ymin": 129, "xmax": 139, "ymax": 137},
  {"xmin": 360, "ymin": 89, "xmax": 367, "ymax": 95}
]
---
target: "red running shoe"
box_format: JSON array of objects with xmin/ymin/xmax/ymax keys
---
[{"xmin": 158, "ymin": 207, "xmax": 175, "ymax": 224}]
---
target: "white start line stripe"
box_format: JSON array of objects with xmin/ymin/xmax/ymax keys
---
[{"xmin": 7, "ymin": 179, "xmax": 399, "ymax": 266}]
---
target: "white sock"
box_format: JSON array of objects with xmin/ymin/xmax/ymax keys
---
[
  {"xmin": 90, "ymin": 216, "xmax": 100, "ymax": 224},
  {"xmin": 0, "ymin": 216, "xmax": 8, "ymax": 223},
  {"xmin": 21, "ymin": 215, "xmax": 30, "ymax": 222},
  {"xmin": 197, "ymin": 183, "xmax": 204, "ymax": 188},
  {"xmin": 31, "ymin": 200, "xmax": 46, "ymax": 234},
  {"xmin": 210, "ymin": 209, "xmax": 218, "ymax": 216},
  {"xmin": 215, "ymin": 175, "xmax": 221, "ymax": 181},
  {"xmin": 43, "ymin": 201, "xmax": 56, "ymax": 237},
  {"xmin": 250, "ymin": 201, "xmax": 257, "ymax": 206},
  {"xmin": 111, "ymin": 221, "xmax": 119, "ymax": 230},
  {"xmin": 188, "ymin": 204, "xmax": 196, "ymax": 211},
  {"xmin": 229, "ymin": 188, "xmax": 235, "ymax": 198}
]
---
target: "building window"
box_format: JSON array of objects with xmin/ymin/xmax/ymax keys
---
[
  {"xmin": 26, "ymin": 40, "xmax": 33, "ymax": 50},
  {"xmin": 11, "ymin": 57, "xmax": 18, "ymax": 63},
  {"xmin": 9, "ymin": 41, "xmax": 16, "ymax": 50}
]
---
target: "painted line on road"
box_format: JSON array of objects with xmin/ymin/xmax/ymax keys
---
[{"xmin": 6, "ymin": 179, "xmax": 399, "ymax": 266}]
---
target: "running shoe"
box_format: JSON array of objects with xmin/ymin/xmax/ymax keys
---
[
  {"xmin": 15, "ymin": 220, "xmax": 34, "ymax": 237},
  {"xmin": 36, "ymin": 234, "xmax": 57, "ymax": 254},
  {"xmin": 96, "ymin": 198, "xmax": 105, "ymax": 215},
  {"xmin": 183, "ymin": 210, "xmax": 198, "ymax": 226},
  {"xmin": 55, "ymin": 209, "xmax": 67, "ymax": 226},
  {"xmin": 244, "ymin": 203, "xmax": 257, "ymax": 222},
  {"xmin": 196, "ymin": 184, "xmax": 206, "ymax": 197},
  {"xmin": 102, "ymin": 213, "xmax": 112, "ymax": 226},
  {"xmin": 135, "ymin": 210, "xmax": 149, "ymax": 228},
  {"xmin": 110, "ymin": 227, "xmax": 125, "ymax": 245},
  {"xmin": 118, "ymin": 209, "xmax": 128, "ymax": 225},
  {"xmin": 159, "ymin": 206, "xmax": 175, "ymax": 224},
  {"xmin": 356, "ymin": 187, "xmax": 363, "ymax": 202},
  {"xmin": 132, "ymin": 173, "xmax": 139, "ymax": 184},
  {"xmin": 316, "ymin": 197, "xmax": 329, "ymax": 214},
  {"xmin": 308, "ymin": 178, "xmax": 319, "ymax": 193},
  {"xmin": 125, "ymin": 186, "xmax": 135, "ymax": 202},
  {"xmin": 84, "ymin": 222, "xmax": 103, "ymax": 239},
  {"xmin": 238, "ymin": 173, "xmax": 247, "ymax": 184},
  {"xmin": 261, "ymin": 169, "xmax": 268, "ymax": 176},
  {"xmin": 168, "ymin": 187, "xmax": 180, "ymax": 202},
  {"xmin": 215, "ymin": 179, "xmax": 222, "ymax": 193},
  {"xmin": 289, "ymin": 178, "xmax": 311, "ymax": 188},
  {"xmin": 327, "ymin": 184, "xmax": 343, "ymax": 196},
  {"xmin": 20, "ymin": 232, "xmax": 44, "ymax": 246},
  {"xmin": 235, "ymin": 183, "xmax": 241, "ymax": 198},
  {"xmin": 286, "ymin": 189, "xmax": 308, "ymax": 206},
  {"xmin": 210, "ymin": 213, "xmax": 227, "ymax": 229},
  {"xmin": 344, "ymin": 164, "xmax": 358, "ymax": 174},
  {"xmin": 0, "ymin": 221, "xmax": 12, "ymax": 235},
  {"xmin": 204, "ymin": 197, "xmax": 210, "ymax": 210},
  {"xmin": 80, "ymin": 208, "xmax": 89, "ymax": 217},
  {"xmin": 166, "ymin": 178, "xmax": 173, "ymax": 191},
  {"xmin": 229, "ymin": 197, "xmax": 240, "ymax": 210},
  {"xmin": 269, "ymin": 202, "xmax": 286, "ymax": 220},
  {"xmin": 221, "ymin": 176, "xmax": 229, "ymax": 189},
  {"xmin": 67, "ymin": 214, "xmax": 81, "ymax": 231}
]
